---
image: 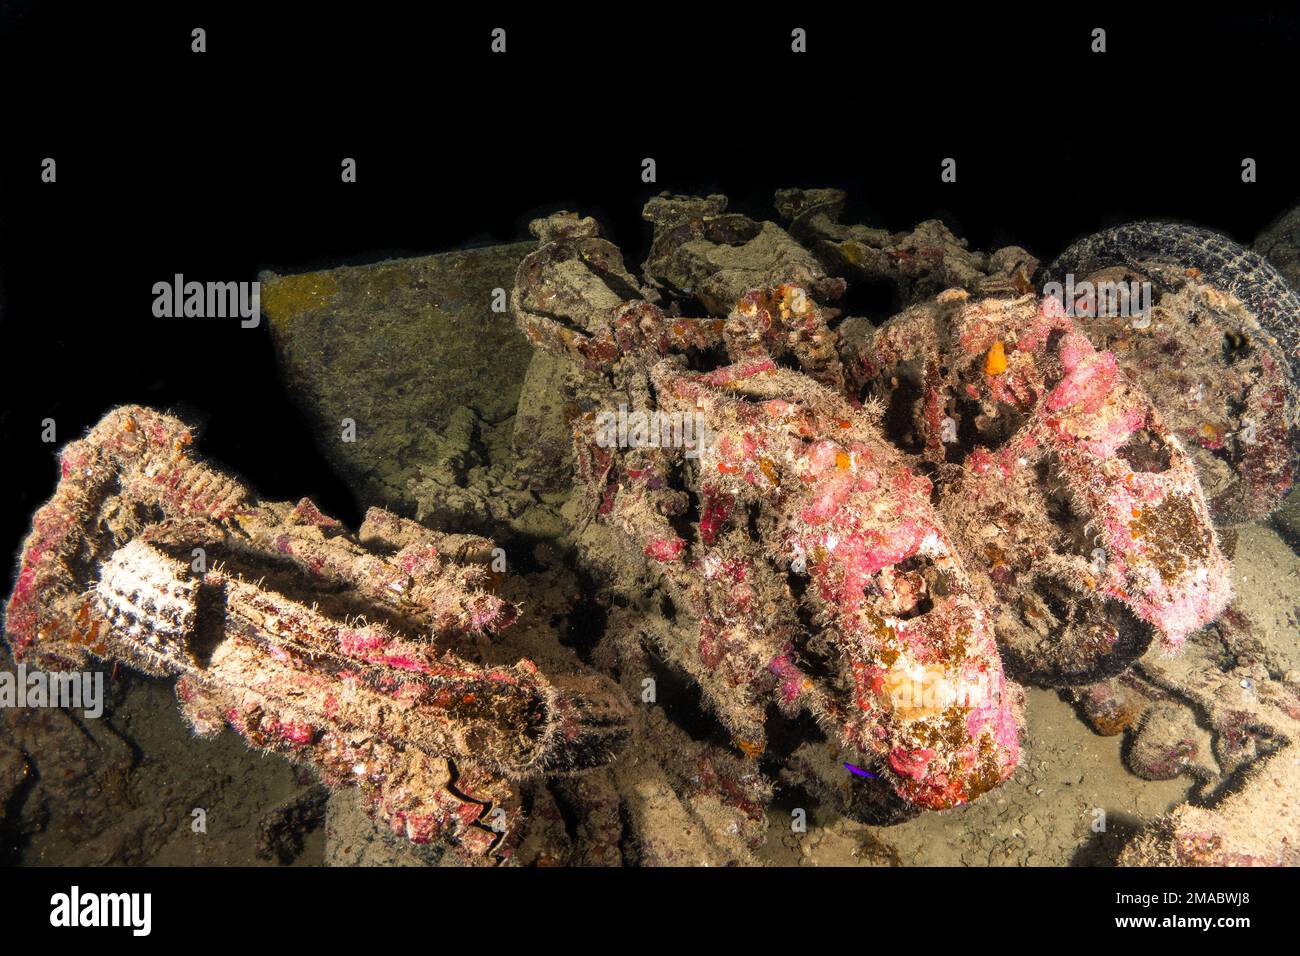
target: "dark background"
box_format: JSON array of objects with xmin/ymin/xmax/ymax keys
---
[{"xmin": 2, "ymin": 5, "xmax": 1297, "ymax": 595}]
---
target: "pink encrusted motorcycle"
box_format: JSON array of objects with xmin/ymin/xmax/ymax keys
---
[
  {"xmin": 4, "ymin": 405, "xmax": 630, "ymax": 864},
  {"xmin": 515, "ymin": 216, "xmax": 1025, "ymax": 810},
  {"xmin": 512, "ymin": 204, "xmax": 1235, "ymax": 813}
]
